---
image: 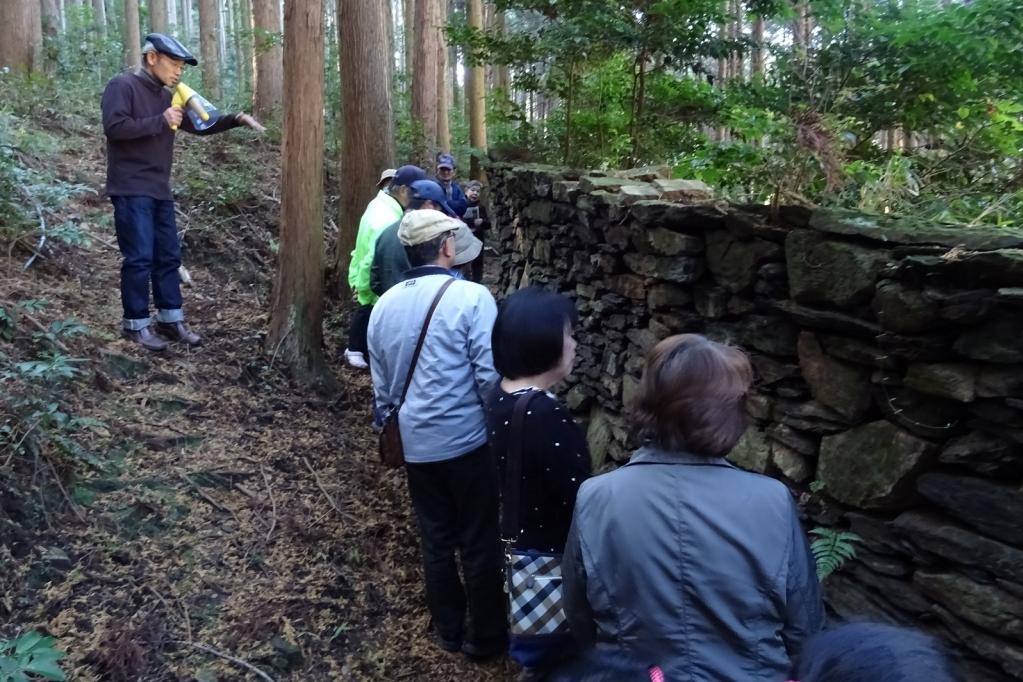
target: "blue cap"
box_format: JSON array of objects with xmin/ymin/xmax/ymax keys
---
[
  {"xmin": 392, "ymin": 165, "xmax": 427, "ymax": 188},
  {"xmin": 436, "ymin": 153, "xmax": 456, "ymax": 169},
  {"xmin": 409, "ymin": 179, "xmax": 456, "ymax": 217},
  {"xmin": 143, "ymin": 33, "xmax": 198, "ymax": 65}
]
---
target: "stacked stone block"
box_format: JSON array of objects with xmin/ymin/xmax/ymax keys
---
[{"xmin": 484, "ymin": 161, "xmax": 1023, "ymax": 681}]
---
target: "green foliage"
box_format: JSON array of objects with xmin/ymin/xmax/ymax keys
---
[
  {"xmin": 460, "ymin": 0, "xmax": 1023, "ymax": 225},
  {"xmin": 0, "ymin": 631, "xmax": 68, "ymax": 682},
  {"xmin": 809, "ymin": 527, "xmax": 861, "ymax": 582}
]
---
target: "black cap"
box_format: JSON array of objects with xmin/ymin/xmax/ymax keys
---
[
  {"xmin": 409, "ymin": 179, "xmax": 457, "ymax": 217},
  {"xmin": 143, "ymin": 33, "xmax": 198, "ymax": 66}
]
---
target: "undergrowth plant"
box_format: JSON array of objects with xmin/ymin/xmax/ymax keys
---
[
  {"xmin": 810, "ymin": 527, "xmax": 861, "ymax": 582},
  {"xmin": 0, "ymin": 631, "xmax": 67, "ymax": 681}
]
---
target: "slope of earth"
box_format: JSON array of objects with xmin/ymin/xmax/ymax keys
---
[{"xmin": 0, "ymin": 106, "xmax": 515, "ymax": 681}]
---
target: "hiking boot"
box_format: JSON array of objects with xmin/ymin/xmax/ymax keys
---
[
  {"xmin": 434, "ymin": 631, "xmax": 462, "ymax": 654},
  {"xmin": 343, "ymin": 348, "xmax": 369, "ymax": 369},
  {"xmin": 461, "ymin": 638, "xmax": 506, "ymax": 662},
  {"xmin": 123, "ymin": 326, "xmax": 169, "ymax": 352},
  {"xmin": 156, "ymin": 321, "xmax": 202, "ymax": 347}
]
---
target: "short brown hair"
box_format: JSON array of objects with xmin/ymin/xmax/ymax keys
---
[{"xmin": 629, "ymin": 334, "xmax": 753, "ymax": 457}]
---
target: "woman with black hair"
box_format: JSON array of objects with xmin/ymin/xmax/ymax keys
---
[{"xmin": 487, "ymin": 286, "xmax": 592, "ymax": 677}]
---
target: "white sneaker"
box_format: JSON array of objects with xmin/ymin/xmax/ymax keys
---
[{"xmin": 344, "ymin": 349, "xmax": 369, "ymax": 369}]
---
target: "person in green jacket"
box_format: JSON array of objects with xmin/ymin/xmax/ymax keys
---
[{"xmin": 344, "ymin": 164, "xmax": 426, "ymax": 369}]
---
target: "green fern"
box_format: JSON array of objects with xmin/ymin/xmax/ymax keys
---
[{"xmin": 809, "ymin": 527, "xmax": 861, "ymax": 582}]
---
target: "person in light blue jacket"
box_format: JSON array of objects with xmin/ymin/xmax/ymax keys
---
[
  {"xmin": 367, "ymin": 209, "xmax": 506, "ymax": 662},
  {"xmin": 563, "ymin": 334, "xmax": 824, "ymax": 682}
]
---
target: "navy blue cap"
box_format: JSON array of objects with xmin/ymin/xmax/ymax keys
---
[
  {"xmin": 409, "ymin": 179, "xmax": 456, "ymax": 217},
  {"xmin": 436, "ymin": 153, "xmax": 456, "ymax": 169},
  {"xmin": 391, "ymin": 165, "xmax": 427, "ymax": 188},
  {"xmin": 143, "ymin": 33, "xmax": 198, "ymax": 66}
]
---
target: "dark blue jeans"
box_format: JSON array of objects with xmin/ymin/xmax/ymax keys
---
[{"xmin": 111, "ymin": 196, "xmax": 184, "ymax": 330}]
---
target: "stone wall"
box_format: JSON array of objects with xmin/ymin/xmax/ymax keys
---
[{"xmin": 484, "ymin": 162, "xmax": 1023, "ymax": 681}]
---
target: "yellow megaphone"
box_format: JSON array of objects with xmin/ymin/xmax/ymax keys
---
[{"xmin": 170, "ymin": 82, "xmax": 214, "ymax": 131}]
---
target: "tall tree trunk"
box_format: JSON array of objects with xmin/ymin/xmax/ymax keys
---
[
  {"xmin": 629, "ymin": 53, "xmax": 647, "ymax": 164},
  {"xmin": 336, "ymin": 0, "xmax": 396, "ymax": 295},
  {"xmin": 403, "ymin": 0, "xmax": 414, "ymax": 82},
  {"xmin": 791, "ymin": 0, "xmax": 809, "ymax": 62},
  {"xmin": 732, "ymin": 0, "xmax": 743, "ymax": 83},
  {"xmin": 751, "ymin": 14, "xmax": 764, "ymax": 79},
  {"xmin": 181, "ymin": 0, "xmax": 192, "ymax": 44},
  {"xmin": 198, "ymin": 0, "xmax": 221, "ymax": 98},
  {"xmin": 0, "ymin": 0, "xmax": 43, "ymax": 73},
  {"xmin": 411, "ymin": 0, "xmax": 440, "ymax": 166},
  {"xmin": 232, "ymin": 0, "xmax": 250, "ymax": 98},
  {"xmin": 123, "ymin": 0, "xmax": 141, "ymax": 68},
  {"xmin": 41, "ymin": 0, "xmax": 60, "ymax": 49},
  {"xmin": 150, "ymin": 0, "xmax": 168, "ymax": 32},
  {"xmin": 252, "ymin": 0, "xmax": 283, "ymax": 118},
  {"xmin": 715, "ymin": 20, "xmax": 726, "ymax": 141},
  {"xmin": 467, "ymin": 0, "xmax": 486, "ymax": 179},
  {"xmin": 217, "ymin": 0, "xmax": 227, "ymax": 74},
  {"xmin": 494, "ymin": 8, "xmax": 509, "ymax": 94},
  {"xmin": 384, "ymin": 0, "xmax": 395, "ymax": 91},
  {"xmin": 436, "ymin": 0, "xmax": 450, "ymax": 153},
  {"xmin": 167, "ymin": 0, "xmax": 177, "ymax": 31},
  {"xmin": 94, "ymin": 0, "xmax": 108, "ymax": 36},
  {"xmin": 561, "ymin": 61, "xmax": 574, "ymax": 166},
  {"xmin": 268, "ymin": 0, "xmax": 331, "ymax": 386}
]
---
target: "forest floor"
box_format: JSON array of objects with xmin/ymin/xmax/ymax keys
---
[{"xmin": 0, "ymin": 112, "xmax": 516, "ymax": 680}]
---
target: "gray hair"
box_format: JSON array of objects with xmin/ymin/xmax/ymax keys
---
[{"xmin": 141, "ymin": 41, "xmax": 157, "ymax": 64}]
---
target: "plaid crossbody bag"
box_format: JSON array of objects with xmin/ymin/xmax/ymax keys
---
[{"xmin": 502, "ymin": 390, "xmax": 569, "ymax": 636}]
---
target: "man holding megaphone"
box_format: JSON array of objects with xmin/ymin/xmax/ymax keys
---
[{"xmin": 101, "ymin": 33, "xmax": 264, "ymax": 351}]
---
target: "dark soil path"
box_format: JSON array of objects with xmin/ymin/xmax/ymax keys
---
[{"xmin": 1, "ymin": 119, "xmax": 515, "ymax": 681}]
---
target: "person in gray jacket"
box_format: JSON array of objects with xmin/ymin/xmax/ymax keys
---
[
  {"xmin": 563, "ymin": 334, "xmax": 824, "ymax": 681},
  {"xmin": 367, "ymin": 209, "xmax": 505, "ymax": 661}
]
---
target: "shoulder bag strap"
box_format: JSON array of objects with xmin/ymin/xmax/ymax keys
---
[
  {"xmin": 398, "ymin": 278, "xmax": 455, "ymax": 405},
  {"xmin": 502, "ymin": 390, "xmax": 543, "ymax": 541}
]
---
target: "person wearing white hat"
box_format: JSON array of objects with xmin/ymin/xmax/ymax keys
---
[{"xmin": 367, "ymin": 209, "xmax": 505, "ymax": 661}]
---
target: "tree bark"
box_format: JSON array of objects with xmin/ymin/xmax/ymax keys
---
[
  {"xmin": 181, "ymin": 0, "xmax": 192, "ymax": 44},
  {"xmin": 233, "ymin": 0, "xmax": 251, "ymax": 98},
  {"xmin": 0, "ymin": 0, "xmax": 43, "ymax": 73},
  {"xmin": 403, "ymin": 0, "xmax": 414, "ymax": 82},
  {"xmin": 336, "ymin": 0, "xmax": 397, "ymax": 295},
  {"xmin": 150, "ymin": 0, "xmax": 168, "ymax": 32},
  {"xmin": 267, "ymin": 0, "xmax": 331, "ymax": 387},
  {"xmin": 93, "ymin": 0, "xmax": 107, "ymax": 36},
  {"xmin": 198, "ymin": 0, "xmax": 221, "ymax": 99},
  {"xmin": 123, "ymin": 0, "xmax": 141, "ymax": 68},
  {"xmin": 167, "ymin": 0, "xmax": 177, "ymax": 31},
  {"xmin": 411, "ymin": 0, "xmax": 441, "ymax": 166},
  {"xmin": 751, "ymin": 14, "xmax": 764, "ymax": 78},
  {"xmin": 252, "ymin": 0, "xmax": 283, "ymax": 118},
  {"xmin": 436, "ymin": 0, "xmax": 451, "ymax": 154},
  {"xmin": 41, "ymin": 0, "xmax": 60, "ymax": 44},
  {"xmin": 494, "ymin": 8, "xmax": 509, "ymax": 93},
  {"xmin": 732, "ymin": 0, "xmax": 743, "ymax": 83},
  {"xmin": 218, "ymin": 0, "xmax": 227, "ymax": 74},
  {"xmin": 467, "ymin": 0, "xmax": 486, "ymax": 179}
]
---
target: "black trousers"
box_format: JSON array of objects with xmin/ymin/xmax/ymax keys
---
[
  {"xmin": 347, "ymin": 304, "xmax": 373, "ymax": 355},
  {"xmin": 405, "ymin": 444, "xmax": 507, "ymax": 645}
]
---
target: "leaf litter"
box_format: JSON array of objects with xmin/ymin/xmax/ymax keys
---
[{"xmin": 0, "ymin": 116, "xmax": 516, "ymax": 681}]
